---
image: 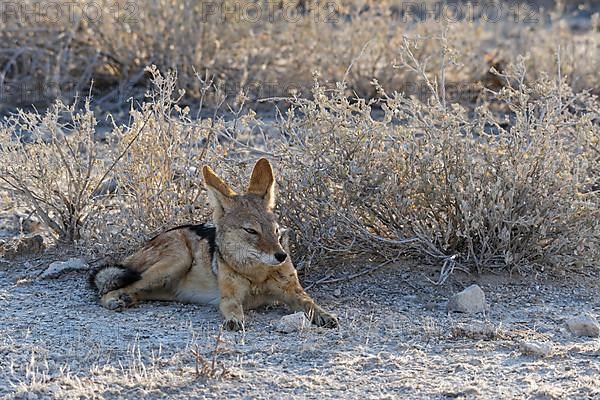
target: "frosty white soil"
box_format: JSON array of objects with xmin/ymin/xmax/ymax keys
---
[{"xmin": 0, "ymin": 258, "xmax": 599, "ymax": 399}]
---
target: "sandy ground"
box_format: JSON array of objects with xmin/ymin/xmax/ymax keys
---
[{"xmin": 0, "ymin": 249, "xmax": 599, "ymax": 400}]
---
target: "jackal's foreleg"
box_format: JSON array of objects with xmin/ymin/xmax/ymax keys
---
[
  {"xmin": 218, "ymin": 273, "xmax": 249, "ymax": 331},
  {"xmin": 271, "ymin": 270, "xmax": 338, "ymax": 328}
]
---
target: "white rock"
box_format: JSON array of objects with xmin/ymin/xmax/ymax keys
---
[
  {"xmin": 40, "ymin": 258, "xmax": 88, "ymax": 279},
  {"xmin": 276, "ymin": 312, "xmax": 310, "ymax": 333},
  {"xmin": 447, "ymin": 284, "xmax": 487, "ymax": 313},
  {"xmin": 520, "ymin": 341, "xmax": 553, "ymax": 357},
  {"xmin": 566, "ymin": 314, "xmax": 600, "ymax": 338}
]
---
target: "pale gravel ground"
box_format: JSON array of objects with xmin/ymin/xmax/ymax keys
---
[{"xmin": 1, "ymin": 251, "xmax": 599, "ymax": 400}]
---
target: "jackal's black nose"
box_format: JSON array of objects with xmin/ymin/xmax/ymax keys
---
[{"xmin": 274, "ymin": 252, "xmax": 287, "ymax": 263}]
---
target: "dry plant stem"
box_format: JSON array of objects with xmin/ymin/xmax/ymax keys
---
[
  {"xmin": 190, "ymin": 328, "xmax": 225, "ymax": 379},
  {"xmin": 425, "ymin": 255, "xmax": 458, "ymax": 286},
  {"xmin": 83, "ymin": 115, "xmax": 151, "ymax": 225},
  {"xmin": 305, "ymin": 260, "xmax": 395, "ymax": 290}
]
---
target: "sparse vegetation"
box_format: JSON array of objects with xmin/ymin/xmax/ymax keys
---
[
  {"xmin": 2, "ymin": 51, "xmax": 598, "ymax": 274},
  {"xmin": 273, "ymin": 55, "xmax": 599, "ymax": 273},
  {"xmin": 0, "ymin": 1, "xmax": 598, "ymax": 272},
  {"xmin": 0, "ymin": 98, "xmax": 111, "ymax": 243}
]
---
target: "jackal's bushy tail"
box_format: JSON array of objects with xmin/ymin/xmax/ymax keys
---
[{"xmin": 89, "ymin": 264, "xmax": 141, "ymax": 295}]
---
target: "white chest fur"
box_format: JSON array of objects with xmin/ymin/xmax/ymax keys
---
[
  {"xmin": 175, "ymin": 286, "xmax": 220, "ymax": 305},
  {"xmin": 174, "ymin": 258, "xmax": 220, "ymax": 305}
]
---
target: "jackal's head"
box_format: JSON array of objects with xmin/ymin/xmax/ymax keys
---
[{"xmin": 202, "ymin": 158, "xmax": 289, "ymax": 268}]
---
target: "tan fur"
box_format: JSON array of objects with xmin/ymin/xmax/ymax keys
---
[{"xmin": 95, "ymin": 158, "xmax": 338, "ymax": 331}]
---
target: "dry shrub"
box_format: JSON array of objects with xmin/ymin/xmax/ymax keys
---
[
  {"xmin": 80, "ymin": 67, "xmax": 219, "ymax": 255},
  {"xmin": 1, "ymin": 1, "xmax": 598, "ymax": 110},
  {"xmin": 271, "ymin": 56, "xmax": 599, "ymax": 273},
  {"xmin": 0, "ymin": 98, "xmax": 116, "ymax": 242},
  {"xmin": 0, "ymin": 67, "xmax": 215, "ymax": 254}
]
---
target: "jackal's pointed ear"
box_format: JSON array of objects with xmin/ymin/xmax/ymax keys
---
[
  {"xmin": 203, "ymin": 165, "xmax": 236, "ymax": 217},
  {"xmin": 247, "ymin": 158, "xmax": 276, "ymax": 210}
]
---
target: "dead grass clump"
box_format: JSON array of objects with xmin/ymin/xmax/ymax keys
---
[{"xmin": 190, "ymin": 329, "xmax": 229, "ymax": 380}]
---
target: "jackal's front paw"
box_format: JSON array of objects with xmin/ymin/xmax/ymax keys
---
[
  {"xmin": 222, "ymin": 317, "xmax": 245, "ymax": 331},
  {"xmin": 310, "ymin": 309, "xmax": 338, "ymax": 328}
]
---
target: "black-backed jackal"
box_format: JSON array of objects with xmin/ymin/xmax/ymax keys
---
[{"xmin": 90, "ymin": 158, "xmax": 338, "ymax": 331}]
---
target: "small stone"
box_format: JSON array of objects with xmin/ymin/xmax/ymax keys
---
[
  {"xmin": 520, "ymin": 341, "xmax": 553, "ymax": 357},
  {"xmin": 276, "ymin": 312, "xmax": 310, "ymax": 333},
  {"xmin": 566, "ymin": 314, "xmax": 600, "ymax": 338},
  {"xmin": 447, "ymin": 284, "xmax": 487, "ymax": 313},
  {"xmin": 40, "ymin": 258, "xmax": 88, "ymax": 279},
  {"xmin": 333, "ymin": 289, "xmax": 341, "ymax": 297}
]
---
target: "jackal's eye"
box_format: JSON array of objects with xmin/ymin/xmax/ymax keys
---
[{"xmin": 243, "ymin": 227, "xmax": 259, "ymax": 235}]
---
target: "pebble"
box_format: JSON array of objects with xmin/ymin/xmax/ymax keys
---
[
  {"xmin": 447, "ymin": 284, "xmax": 487, "ymax": 313},
  {"xmin": 566, "ymin": 314, "xmax": 600, "ymax": 338},
  {"xmin": 520, "ymin": 341, "xmax": 553, "ymax": 357},
  {"xmin": 276, "ymin": 312, "xmax": 310, "ymax": 333}
]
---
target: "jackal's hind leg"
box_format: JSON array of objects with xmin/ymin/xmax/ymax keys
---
[
  {"xmin": 101, "ymin": 289, "xmax": 138, "ymax": 310},
  {"xmin": 101, "ymin": 286, "xmax": 176, "ymax": 310},
  {"xmin": 100, "ymin": 255, "xmax": 192, "ymax": 311}
]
